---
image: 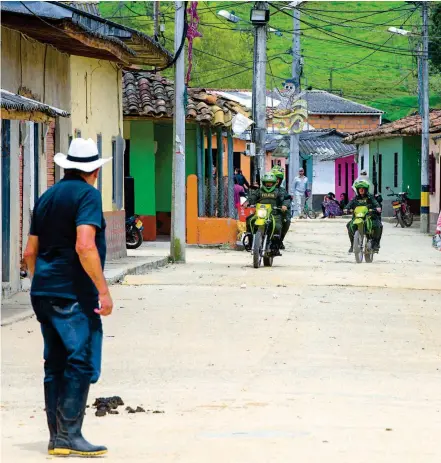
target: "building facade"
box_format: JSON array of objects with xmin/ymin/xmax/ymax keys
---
[{"xmin": 1, "ymin": 1, "xmax": 170, "ymax": 296}]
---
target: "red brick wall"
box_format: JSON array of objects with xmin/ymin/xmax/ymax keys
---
[
  {"xmin": 308, "ymin": 114, "xmax": 380, "ymax": 133},
  {"xmin": 46, "ymin": 121, "xmax": 56, "ymax": 188},
  {"xmin": 104, "ymin": 210, "xmax": 127, "ymax": 260}
]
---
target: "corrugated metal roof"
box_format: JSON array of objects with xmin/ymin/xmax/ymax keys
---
[
  {"xmin": 266, "ymin": 130, "xmax": 357, "ymax": 161},
  {"xmin": 1, "ymin": 89, "xmax": 70, "ymax": 118},
  {"xmin": 304, "ymin": 90, "xmax": 383, "ymax": 115},
  {"xmin": 1, "ymin": 1, "xmax": 172, "ymax": 66}
]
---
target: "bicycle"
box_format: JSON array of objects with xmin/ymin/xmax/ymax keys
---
[{"xmin": 297, "ymin": 189, "xmax": 317, "ymax": 219}]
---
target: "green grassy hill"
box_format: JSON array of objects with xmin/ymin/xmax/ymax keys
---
[{"xmin": 100, "ymin": 1, "xmax": 441, "ymax": 120}]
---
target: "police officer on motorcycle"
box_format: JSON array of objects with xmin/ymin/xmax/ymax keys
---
[
  {"xmin": 346, "ymin": 180, "xmax": 383, "ymax": 253},
  {"xmin": 272, "ymin": 166, "xmax": 292, "ymax": 250},
  {"xmin": 243, "ymin": 172, "xmax": 290, "ymax": 254}
]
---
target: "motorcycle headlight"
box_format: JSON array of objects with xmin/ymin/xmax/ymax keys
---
[
  {"xmin": 356, "ymin": 213, "xmax": 364, "ymax": 218},
  {"xmin": 257, "ymin": 209, "xmax": 268, "ymax": 219}
]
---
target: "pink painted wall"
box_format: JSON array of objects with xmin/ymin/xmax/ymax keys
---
[
  {"xmin": 265, "ymin": 155, "xmax": 287, "ymax": 172},
  {"xmin": 335, "ymin": 155, "xmax": 358, "ymax": 200}
]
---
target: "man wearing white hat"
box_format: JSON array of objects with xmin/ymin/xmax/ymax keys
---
[{"xmin": 24, "ymin": 138, "xmax": 113, "ymax": 457}]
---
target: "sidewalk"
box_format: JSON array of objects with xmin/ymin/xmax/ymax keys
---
[{"xmin": 1, "ymin": 247, "xmax": 169, "ymax": 326}]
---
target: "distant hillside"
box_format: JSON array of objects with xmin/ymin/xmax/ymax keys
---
[{"xmin": 100, "ymin": 1, "xmax": 441, "ymax": 121}]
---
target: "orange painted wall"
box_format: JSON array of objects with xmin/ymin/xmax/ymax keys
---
[{"xmin": 186, "ymin": 175, "xmax": 237, "ymax": 246}]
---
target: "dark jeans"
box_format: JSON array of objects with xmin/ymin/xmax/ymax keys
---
[{"xmin": 31, "ymin": 296, "xmax": 103, "ymax": 385}]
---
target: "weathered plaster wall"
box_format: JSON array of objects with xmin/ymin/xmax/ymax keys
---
[
  {"xmin": 70, "ymin": 56, "xmax": 125, "ymax": 258},
  {"xmin": 1, "ymin": 27, "xmax": 70, "ymax": 157},
  {"xmin": 70, "ymin": 56, "xmax": 123, "ymax": 212}
]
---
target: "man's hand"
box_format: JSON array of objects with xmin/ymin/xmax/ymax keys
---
[
  {"xmin": 95, "ymin": 290, "xmax": 113, "ymax": 316},
  {"xmin": 376, "ymin": 207, "xmax": 382, "ymax": 213},
  {"xmin": 243, "ymin": 202, "xmax": 249, "ymax": 208},
  {"xmin": 281, "ymin": 205, "xmax": 288, "ymax": 212}
]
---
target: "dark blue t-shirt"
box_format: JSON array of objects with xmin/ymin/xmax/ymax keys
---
[{"xmin": 30, "ymin": 175, "xmax": 106, "ymax": 306}]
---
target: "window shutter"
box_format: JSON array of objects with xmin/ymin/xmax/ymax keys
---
[
  {"xmin": 97, "ymin": 134, "xmax": 102, "ymax": 192},
  {"xmin": 115, "ymin": 135, "xmax": 125, "ymax": 210},
  {"xmin": 429, "ymin": 153, "xmax": 436, "ymax": 194}
]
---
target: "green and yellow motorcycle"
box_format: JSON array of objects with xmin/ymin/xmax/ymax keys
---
[
  {"xmin": 351, "ymin": 205, "xmax": 375, "ymax": 263},
  {"xmin": 250, "ymin": 203, "xmax": 281, "ymax": 268}
]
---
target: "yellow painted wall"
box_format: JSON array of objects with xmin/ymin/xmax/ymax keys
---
[{"xmin": 70, "ymin": 56, "xmax": 123, "ymax": 211}]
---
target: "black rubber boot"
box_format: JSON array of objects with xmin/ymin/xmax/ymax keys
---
[
  {"xmin": 242, "ymin": 233, "xmax": 253, "ymax": 252},
  {"xmin": 53, "ymin": 378, "xmax": 107, "ymax": 457},
  {"xmin": 347, "ymin": 228, "xmax": 354, "ymax": 253},
  {"xmin": 44, "ymin": 379, "xmax": 61, "ymax": 455},
  {"xmin": 348, "ymin": 236, "xmax": 354, "ymax": 253}
]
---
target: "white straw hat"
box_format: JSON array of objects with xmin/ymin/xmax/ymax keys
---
[{"xmin": 54, "ymin": 138, "xmax": 111, "ymax": 173}]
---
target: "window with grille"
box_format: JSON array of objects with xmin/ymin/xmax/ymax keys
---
[
  {"xmin": 394, "ymin": 152, "xmax": 398, "ymax": 188},
  {"xmin": 112, "ymin": 140, "xmax": 116, "ymax": 204},
  {"xmin": 97, "ymin": 134, "xmax": 102, "ymax": 192},
  {"xmin": 351, "ymin": 163, "xmax": 355, "ymax": 185},
  {"xmin": 361, "ymin": 152, "xmax": 365, "ymax": 171},
  {"xmin": 338, "ymin": 164, "xmax": 342, "ymax": 186},
  {"xmin": 378, "ymin": 154, "xmax": 383, "ymax": 193},
  {"xmin": 112, "ymin": 136, "xmax": 124, "ymax": 210}
]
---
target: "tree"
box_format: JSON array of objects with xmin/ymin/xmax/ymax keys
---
[{"xmin": 429, "ymin": 3, "xmax": 441, "ymax": 72}]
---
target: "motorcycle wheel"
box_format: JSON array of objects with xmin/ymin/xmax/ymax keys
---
[
  {"xmin": 307, "ymin": 209, "xmax": 318, "ymax": 219},
  {"xmin": 126, "ymin": 227, "xmax": 143, "ymax": 249},
  {"xmin": 252, "ymin": 229, "xmax": 263, "ymax": 269},
  {"xmin": 354, "ymin": 230, "xmax": 364, "ymax": 263},
  {"xmin": 364, "ymin": 239, "xmax": 374, "ymax": 263},
  {"xmin": 403, "ymin": 208, "xmax": 413, "ymax": 227},
  {"xmin": 396, "ymin": 211, "xmax": 405, "ymax": 228},
  {"xmin": 263, "ymin": 256, "xmax": 273, "ymax": 267}
]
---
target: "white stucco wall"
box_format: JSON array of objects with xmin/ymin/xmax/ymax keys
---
[
  {"xmin": 358, "ymin": 144, "xmax": 369, "ymax": 175},
  {"xmin": 312, "ymin": 158, "xmax": 335, "ymax": 195}
]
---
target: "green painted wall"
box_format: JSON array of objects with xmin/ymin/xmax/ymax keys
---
[
  {"xmin": 369, "ymin": 138, "xmax": 403, "ymax": 194},
  {"xmin": 130, "ymin": 120, "xmax": 156, "ymax": 216},
  {"xmin": 402, "ymin": 136, "xmax": 421, "ymax": 199},
  {"xmin": 154, "ymin": 121, "xmax": 198, "ymax": 213}
]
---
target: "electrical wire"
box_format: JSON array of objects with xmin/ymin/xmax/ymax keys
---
[{"xmin": 270, "ymin": 3, "xmax": 420, "ymax": 57}]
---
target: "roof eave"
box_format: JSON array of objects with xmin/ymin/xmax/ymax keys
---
[{"xmin": 308, "ymin": 111, "xmax": 383, "ymax": 116}]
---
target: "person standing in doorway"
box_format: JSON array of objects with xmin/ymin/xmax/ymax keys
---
[
  {"xmin": 23, "ymin": 138, "xmax": 113, "ymax": 457},
  {"xmin": 234, "ymin": 168, "xmax": 250, "ymax": 191},
  {"xmin": 293, "ymin": 167, "xmax": 309, "ymax": 217}
]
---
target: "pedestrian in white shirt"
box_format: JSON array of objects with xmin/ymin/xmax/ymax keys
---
[
  {"xmin": 293, "ymin": 168, "xmax": 308, "ymax": 217},
  {"xmin": 352, "ymin": 170, "xmax": 372, "ymax": 193}
]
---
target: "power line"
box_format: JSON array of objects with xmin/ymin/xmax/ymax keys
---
[{"xmin": 270, "ymin": 3, "xmax": 420, "ymax": 57}]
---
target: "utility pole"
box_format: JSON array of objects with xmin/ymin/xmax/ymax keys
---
[
  {"xmin": 170, "ymin": 1, "xmax": 186, "ymax": 262},
  {"xmin": 288, "ymin": 6, "xmax": 301, "ymax": 211},
  {"xmin": 420, "ymin": 1, "xmax": 430, "ymax": 233},
  {"xmin": 251, "ymin": 2, "xmax": 269, "ymax": 184},
  {"xmin": 153, "ymin": 1, "xmax": 160, "ymax": 41}
]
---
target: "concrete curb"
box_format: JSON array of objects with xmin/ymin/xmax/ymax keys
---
[
  {"xmin": 1, "ymin": 309, "xmax": 36, "ymax": 327},
  {"xmin": 1, "ymin": 257, "xmax": 169, "ymax": 327},
  {"xmin": 105, "ymin": 256, "xmax": 169, "ymax": 285}
]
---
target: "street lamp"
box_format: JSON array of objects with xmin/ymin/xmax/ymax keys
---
[
  {"xmin": 250, "ymin": 6, "xmax": 270, "ymax": 25},
  {"xmin": 388, "ymin": 26, "xmax": 412, "ymax": 36},
  {"xmin": 217, "ymin": 10, "xmax": 241, "ymax": 23},
  {"xmin": 217, "ymin": 9, "xmax": 281, "ymax": 35}
]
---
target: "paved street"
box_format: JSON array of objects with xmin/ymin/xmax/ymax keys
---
[{"xmin": 2, "ymin": 220, "xmax": 441, "ymax": 462}]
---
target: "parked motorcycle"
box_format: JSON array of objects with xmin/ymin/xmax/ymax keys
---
[
  {"xmin": 126, "ymin": 215, "xmax": 144, "ymax": 249},
  {"xmin": 243, "ymin": 204, "xmax": 282, "ymax": 268},
  {"xmin": 351, "ymin": 206, "xmax": 377, "ymax": 264},
  {"xmin": 386, "ymin": 186, "xmax": 413, "ymax": 228}
]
